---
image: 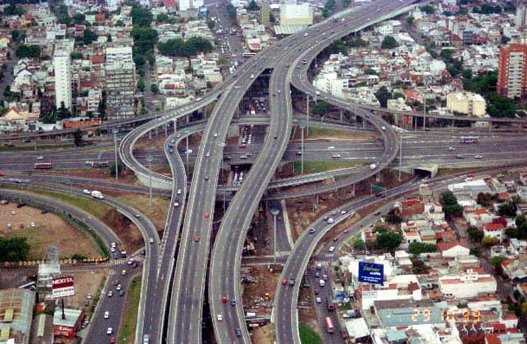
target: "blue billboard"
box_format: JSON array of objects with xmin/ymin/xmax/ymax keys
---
[{"xmin": 358, "ymin": 261, "xmax": 384, "ymax": 285}]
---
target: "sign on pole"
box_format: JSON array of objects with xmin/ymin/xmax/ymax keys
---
[
  {"xmin": 52, "ymin": 276, "xmax": 75, "ymax": 299},
  {"xmin": 358, "ymin": 262, "xmax": 384, "ymax": 285},
  {"xmin": 371, "ymin": 184, "xmax": 385, "ymax": 191}
]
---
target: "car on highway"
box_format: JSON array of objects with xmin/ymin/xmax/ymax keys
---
[
  {"xmin": 110, "ymin": 337, "xmax": 116, "ymax": 344},
  {"xmin": 474, "ymin": 155, "xmax": 482, "ymax": 159},
  {"xmin": 174, "ymin": 201, "xmax": 180, "ymax": 207},
  {"xmin": 448, "ymin": 146, "xmax": 455, "ymax": 151},
  {"xmin": 36, "ymin": 156, "xmax": 44, "ymax": 160},
  {"xmin": 316, "ymin": 297, "xmax": 322, "ymax": 303},
  {"xmin": 332, "ymin": 154, "xmax": 341, "ymax": 159},
  {"xmin": 343, "ymin": 229, "xmax": 349, "ymax": 234},
  {"xmin": 374, "ymin": 211, "xmax": 381, "ymax": 216},
  {"xmin": 235, "ymin": 328, "xmax": 242, "ymax": 337},
  {"xmin": 214, "ymin": 132, "xmax": 218, "ymax": 137},
  {"xmin": 204, "ymin": 176, "xmax": 209, "ymax": 181},
  {"xmin": 108, "ymin": 291, "xmax": 113, "ymax": 297},
  {"xmin": 194, "ymin": 236, "xmax": 200, "ymax": 242},
  {"xmin": 327, "ymin": 217, "xmax": 334, "ymax": 224},
  {"xmin": 177, "ymin": 189, "xmax": 182, "ymax": 194},
  {"xmin": 333, "ymin": 236, "xmax": 339, "ymax": 242},
  {"xmin": 106, "ymin": 327, "xmax": 113, "ymax": 335},
  {"xmin": 340, "ymin": 210, "xmax": 348, "ymax": 214},
  {"xmin": 134, "ymin": 213, "xmax": 141, "ymax": 218},
  {"xmin": 222, "ymin": 296, "xmax": 228, "ymax": 303},
  {"xmin": 204, "ymin": 212, "xmax": 210, "ymax": 219},
  {"xmin": 116, "ymin": 284, "xmax": 122, "ymax": 291},
  {"xmin": 104, "ymin": 311, "xmax": 110, "ymax": 319},
  {"xmin": 239, "ymin": 143, "xmax": 247, "ymax": 148},
  {"xmin": 328, "ymin": 246, "xmax": 336, "ymax": 253},
  {"xmin": 456, "ymin": 154, "xmax": 464, "ymax": 159},
  {"xmin": 281, "ymin": 279, "xmax": 287, "ymax": 285},
  {"xmin": 314, "ymin": 288, "xmax": 319, "ymax": 295},
  {"xmin": 231, "ymin": 299, "xmax": 236, "ymax": 306},
  {"xmin": 121, "ymin": 269, "xmax": 127, "ymax": 276},
  {"xmin": 217, "ymin": 314, "xmax": 223, "ymax": 321},
  {"xmin": 308, "ymin": 228, "xmax": 315, "ymax": 234},
  {"xmin": 206, "ymin": 151, "xmax": 210, "ymax": 157}
]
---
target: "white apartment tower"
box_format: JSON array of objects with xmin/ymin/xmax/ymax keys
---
[
  {"xmin": 516, "ymin": 3, "xmax": 527, "ymax": 27},
  {"xmin": 53, "ymin": 48, "xmax": 72, "ymax": 110},
  {"xmin": 105, "ymin": 46, "xmax": 136, "ymax": 119}
]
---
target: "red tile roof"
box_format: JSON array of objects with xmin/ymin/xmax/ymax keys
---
[{"xmin": 437, "ymin": 241, "xmax": 469, "ymax": 252}]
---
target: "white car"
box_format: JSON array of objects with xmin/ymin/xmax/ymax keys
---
[
  {"xmin": 217, "ymin": 314, "xmax": 223, "ymax": 321},
  {"xmin": 475, "ymin": 155, "xmax": 482, "ymax": 159},
  {"xmin": 104, "ymin": 311, "xmax": 110, "ymax": 319},
  {"xmin": 448, "ymin": 146, "xmax": 455, "ymax": 151},
  {"xmin": 36, "ymin": 156, "xmax": 44, "ymax": 160},
  {"xmin": 83, "ymin": 189, "xmax": 91, "ymax": 195},
  {"xmin": 327, "ymin": 146, "xmax": 335, "ymax": 150},
  {"xmin": 177, "ymin": 189, "xmax": 182, "ymax": 195},
  {"xmin": 106, "ymin": 327, "xmax": 113, "ymax": 335}
]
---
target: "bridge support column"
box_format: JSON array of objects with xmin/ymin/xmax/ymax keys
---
[
  {"xmin": 488, "ymin": 124, "xmax": 492, "ymax": 133},
  {"xmin": 164, "ymin": 124, "xmax": 167, "ymax": 137},
  {"xmin": 155, "ymin": 127, "xmax": 158, "ymax": 137},
  {"xmin": 173, "ymin": 120, "xmax": 177, "ymax": 132},
  {"xmin": 376, "ymin": 173, "xmax": 381, "ymax": 183},
  {"xmin": 186, "ymin": 114, "xmax": 190, "ymax": 123},
  {"xmin": 340, "ymin": 109, "xmax": 344, "ymax": 122},
  {"xmin": 350, "ymin": 184, "xmax": 355, "ymax": 197},
  {"xmin": 451, "ymin": 119, "xmax": 455, "ymax": 131},
  {"xmin": 148, "ymin": 130, "xmax": 152, "ymax": 139}
]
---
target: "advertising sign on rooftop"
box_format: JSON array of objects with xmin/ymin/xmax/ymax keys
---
[
  {"xmin": 358, "ymin": 261, "xmax": 384, "ymax": 285},
  {"xmin": 51, "ymin": 276, "xmax": 75, "ymax": 299}
]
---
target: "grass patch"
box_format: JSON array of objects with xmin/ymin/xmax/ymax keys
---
[
  {"xmin": 119, "ymin": 276, "xmax": 142, "ymax": 344},
  {"xmin": 292, "ymin": 160, "xmax": 363, "ymax": 174},
  {"xmin": 1, "ymin": 184, "xmax": 112, "ymax": 220},
  {"xmin": 299, "ymin": 324, "xmax": 322, "ymax": 344},
  {"xmin": 435, "ymin": 167, "xmax": 479, "ymax": 178},
  {"xmin": 0, "ymin": 143, "xmax": 77, "ymax": 152},
  {"xmin": 115, "ymin": 195, "xmax": 170, "ymax": 231}
]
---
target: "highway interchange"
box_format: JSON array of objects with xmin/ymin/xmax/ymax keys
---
[{"xmin": 2, "ymin": 0, "xmax": 527, "ymax": 343}]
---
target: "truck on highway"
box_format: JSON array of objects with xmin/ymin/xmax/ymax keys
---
[
  {"xmin": 91, "ymin": 161, "xmax": 109, "ymax": 168},
  {"xmin": 325, "ymin": 317, "xmax": 335, "ymax": 334},
  {"xmin": 91, "ymin": 190, "xmax": 104, "ymax": 200},
  {"xmin": 289, "ymin": 277, "xmax": 296, "ymax": 286}
]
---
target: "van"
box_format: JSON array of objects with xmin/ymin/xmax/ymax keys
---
[
  {"xmin": 319, "ymin": 279, "xmax": 325, "ymax": 287},
  {"xmin": 316, "ymin": 297, "xmax": 322, "ymax": 303}
]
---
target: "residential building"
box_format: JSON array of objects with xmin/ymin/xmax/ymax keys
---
[
  {"xmin": 446, "ymin": 91, "xmax": 486, "ymax": 117},
  {"xmin": 0, "ymin": 289, "xmax": 35, "ymax": 344},
  {"xmin": 497, "ymin": 44, "xmax": 527, "ymax": 99},
  {"xmin": 53, "ymin": 308, "xmax": 83, "ymax": 340},
  {"xmin": 439, "ymin": 269, "xmax": 497, "ymax": 299},
  {"xmin": 437, "ymin": 241, "xmax": 470, "ymax": 258},
  {"xmin": 105, "ymin": 46, "xmax": 135, "ymax": 119},
  {"xmin": 515, "ymin": 3, "xmax": 527, "ymax": 28},
  {"xmin": 53, "ymin": 47, "xmax": 72, "ymax": 110}
]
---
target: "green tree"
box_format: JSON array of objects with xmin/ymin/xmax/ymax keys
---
[
  {"xmin": 439, "ymin": 49, "xmax": 453, "ymax": 62},
  {"xmin": 408, "ymin": 242, "xmax": 437, "ymax": 255},
  {"xmin": 150, "ymin": 84, "xmax": 158, "ymax": 94},
  {"xmin": 375, "ymin": 232, "xmax": 402, "ymax": 251},
  {"xmin": 364, "ymin": 68, "xmax": 377, "ymax": 75},
  {"xmin": 420, "ymin": 5, "xmax": 435, "ymax": 14},
  {"xmin": 468, "ymin": 226, "xmax": 484, "ymax": 243},
  {"xmin": 15, "ymin": 44, "xmax": 41, "ymax": 58},
  {"xmin": 83, "ymin": 29, "xmax": 98, "ymax": 45},
  {"xmin": 311, "ymin": 101, "xmax": 330, "ymax": 115},
  {"xmin": 11, "ymin": 29, "xmax": 21, "ymax": 42},
  {"xmin": 137, "ymin": 78, "xmax": 145, "ymax": 92},
  {"xmin": 470, "ymin": 247, "xmax": 481, "ymax": 257},
  {"xmin": 347, "ymin": 38, "xmax": 368, "ymax": 48},
  {"xmin": 3, "ymin": 4, "xmax": 24, "ymax": 16},
  {"xmin": 385, "ymin": 213, "xmax": 402, "ymax": 225},
  {"xmin": 72, "ymin": 13, "xmax": 86, "ymax": 25},
  {"xmin": 207, "ymin": 19, "xmax": 215, "ymax": 30},
  {"xmin": 353, "ymin": 239, "xmax": 366, "ymax": 250},
  {"xmin": 247, "ymin": 0, "xmax": 259, "ymax": 11},
  {"xmin": 109, "ymin": 163, "xmax": 124, "ymax": 177},
  {"xmin": 482, "ymin": 236, "xmax": 499, "ymax": 246},
  {"xmin": 490, "ymin": 256, "xmax": 506, "ymax": 268},
  {"xmin": 131, "ymin": 5, "xmax": 153, "ymax": 27},
  {"xmin": 70, "ymin": 52, "xmax": 83, "ymax": 59},
  {"xmin": 156, "ymin": 13, "xmax": 174, "ymax": 24},
  {"xmin": 406, "ymin": 15, "xmax": 415, "ymax": 26},
  {"xmin": 71, "ymin": 253, "xmax": 87, "ymax": 260},
  {"xmin": 381, "ymin": 35, "xmax": 399, "ymax": 49},
  {"xmin": 73, "ymin": 129, "xmax": 83, "ymax": 147},
  {"xmin": 497, "ymin": 200, "xmax": 517, "ymax": 217},
  {"xmin": 375, "ymin": 86, "xmax": 391, "ymax": 108},
  {"xmin": 0, "ymin": 237, "xmax": 30, "ymax": 262}
]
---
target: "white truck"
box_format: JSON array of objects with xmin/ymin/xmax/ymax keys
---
[{"xmin": 91, "ymin": 190, "xmax": 104, "ymax": 200}]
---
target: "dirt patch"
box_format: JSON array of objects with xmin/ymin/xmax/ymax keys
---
[
  {"xmin": 298, "ymin": 285, "xmax": 318, "ymax": 331},
  {"xmin": 63, "ymin": 270, "xmax": 107, "ymax": 309},
  {"xmin": 0, "ymin": 203, "xmax": 100, "ymax": 259},
  {"xmin": 241, "ymin": 265, "xmax": 282, "ymax": 316},
  {"xmin": 0, "ymin": 267, "xmax": 35, "ymax": 289},
  {"xmin": 37, "ymin": 168, "xmax": 139, "ymax": 184},
  {"xmin": 102, "ymin": 208, "xmax": 144, "ymax": 253},
  {"xmin": 251, "ymin": 323, "xmax": 276, "ymax": 344}
]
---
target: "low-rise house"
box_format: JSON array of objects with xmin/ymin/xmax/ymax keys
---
[
  {"xmin": 439, "ymin": 268, "xmax": 497, "ymax": 299},
  {"xmin": 437, "ymin": 241, "xmax": 470, "ymax": 258}
]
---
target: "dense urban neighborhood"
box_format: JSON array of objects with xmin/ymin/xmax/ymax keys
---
[{"xmin": 0, "ymin": 0, "xmax": 527, "ymax": 343}]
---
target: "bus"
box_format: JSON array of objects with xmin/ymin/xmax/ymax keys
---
[
  {"xmin": 243, "ymin": 52, "xmax": 256, "ymax": 58},
  {"xmin": 325, "ymin": 317, "xmax": 334, "ymax": 334},
  {"xmin": 459, "ymin": 136, "xmax": 479, "ymax": 144},
  {"xmin": 34, "ymin": 163, "xmax": 52, "ymax": 169}
]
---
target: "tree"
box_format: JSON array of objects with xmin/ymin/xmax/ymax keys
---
[
  {"xmin": 385, "ymin": 213, "xmax": 402, "ymax": 225},
  {"xmin": 3, "ymin": 4, "xmax": 24, "ymax": 16},
  {"xmin": 70, "ymin": 52, "xmax": 83, "ymax": 59},
  {"xmin": 0, "ymin": 237, "xmax": 30, "ymax": 262},
  {"xmin": 311, "ymin": 101, "xmax": 330, "ymax": 115},
  {"xmin": 420, "ymin": 5, "xmax": 435, "ymax": 14},
  {"xmin": 470, "ymin": 247, "xmax": 481, "ymax": 257},
  {"xmin": 71, "ymin": 253, "xmax": 87, "ymax": 260},
  {"xmin": 409, "ymin": 242, "xmax": 437, "ymax": 255},
  {"xmin": 83, "ymin": 29, "xmax": 98, "ymax": 45},
  {"xmin": 497, "ymin": 200, "xmax": 517, "ymax": 217},
  {"xmin": 375, "ymin": 86, "xmax": 391, "ymax": 108},
  {"xmin": 131, "ymin": 5, "xmax": 153, "ymax": 27},
  {"xmin": 158, "ymin": 37, "xmax": 213, "ymax": 57},
  {"xmin": 137, "ymin": 79, "xmax": 145, "ymax": 92},
  {"xmin": 150, "ymin": 84, "xmax": 158, "ymax": 94},
  {"xmin": 381, "ymin": 35, "xmax": 399, "ymax": 49},
  {"xmin": 156, "ymin": 13, "xmax": 174, "ymax": 24},
  {"xmin": 247, "ymin": 0, "xmax": 259, "ymax": 11},
  {"xmin": 347, "ymin": 38, "xmax": 368, "ymax": 48},
  {"xmin": 353, "ymin": 239, "xmax": 366, "ymax": 250},
  {"xmin": 375, "ymin": 232, "xmax": 403, "ymax": 251},
  {"xmin": 490, "ymin": 256, "xmax": 506, "ymax": 268},
  {"xmin": 468, "ymin": 226, "xmax": 484, "ymax": 243},
  {"xmin": 406, "ymin": 15, "xmax": 415, "ymax": 26},
  {"xmin": 207, "ymin": 19, "xmax": 215, "ymax": 30},
  {"xmin": 439, "ymin": 49, "xmax": 453, "ymax": 62},
  {"xmin": 109, "ymin": 163, "xmax": 124, "ymax": 177},
  {"xmin": 73, "ymin": 129, "xmax": 83, "ymax": 147},
  {"xmin": 15, "ymin": 44, "xmax": 41, "ymax": 58},
  {"xmin": 364, "ymin": 68, "xmax": 377, "ymax": 75},
  {"xmin": 482, "ymin": 236, "xmax": 499, "ymax": 246},
  {"xmin": 11, "ymin": 29, "xmax": 21, "ymax": 42},
  {"xmin": 72, "ymin": 13, "xmax": 86, "ymax": 25}
]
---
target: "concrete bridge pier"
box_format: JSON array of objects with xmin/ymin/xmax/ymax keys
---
[
  {"xmin": 350, "ymin": 183, "xmax": 355, "ymax": 197},
  {"xmin": 376, "ymin": 173, "xmax": 381, "ymax": 183}
]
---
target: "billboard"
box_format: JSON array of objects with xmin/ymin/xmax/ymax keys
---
[
  {"xmin": 358, "ymin": 262, "xmax": 384, "ymax": 285},
  {"xmin": 52, "ymin": 276, "xmax": 75, "ymax": 299}
]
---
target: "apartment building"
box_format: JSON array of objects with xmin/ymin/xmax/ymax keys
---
[
  {"xmin": 497, "ymin": 44, "xmax": 527, "ymax": 99},
  {"xmin": 53, "ymin": 47, "xmax": 72, "ymax": 110},
  {"xmin": 104, "ymin": 46, "xmax": 135, "ymax": 119}
]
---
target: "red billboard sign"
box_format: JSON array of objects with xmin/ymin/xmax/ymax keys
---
[{"xmin": 51, "ymin": 276, "xmax": 75, "ymax": 298}]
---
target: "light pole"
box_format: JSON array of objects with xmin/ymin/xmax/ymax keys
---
[
  {"xmin": 300, "ymin": 124, "xmax": 305, "ymax": 174},
  {"xmin": 218, "ymin": 142, "xmax": 227, "ymax": 213},
  {"xmin": 271, "ymin": 208, "xmax": 280, "ymax": 265},
  {"xmin": 184, "ymin": 130, "xmax": 190, "ymax": 172},
  {"xmin": 306, "ymin": 94, "xmax": 310, "ymax": 136},
  {"xmin": 112, "ymin": 128, "xmax": 119, "ymax": 181},
  {"xmin": 146, "ymin": 155, "xmax": 153, "ymax": 208},
  {"xmin": 398, "ymin": 135, "xmax": 403, "ymax": 181}
]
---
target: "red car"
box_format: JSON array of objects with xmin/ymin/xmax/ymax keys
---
[
  {"xmin": 343, "ymin": 229, "xmax": 349, "ymax": 234},
  {"xmin": 333, "ymin": 237, "xmax": 339, "ymax": 242},
  {"xmin": 194, "ymin": 236, "xmax": 200, "ymax": 242},
  {"xmin": 282, "ymin": 279, "xmax": 287, "ymax": 285},
  {"xmin": 204, "ymin": 213, "xmax": 210, "ymax": 219},
  {"xmin": 222, "ymin": 296, "xmax": 228, "ymax": 303},
  {"xmin": 239, "ymin": 144, "xmax": 247, "ymax": 148},
  {"xmin": 110, "ymin": 337, "xmax": 116, "ymax": 344}
]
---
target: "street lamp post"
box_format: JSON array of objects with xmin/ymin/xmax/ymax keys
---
[
  {"xmin": 146, "ymin": 155, "xmax": 153, "ymax": 208},
  {"xmin": 271, "ymin": 208, "xmax": 280, "ymax": 265},
  {"xmin": 398, "ymin": 135, "xmax": 403, "ymax": 181},
  {"xmin": 306, "ymin": 94, "xmax": 310, "ymax": 136},
  {"xmin": 112, "ymin": 128, "xmax": 119, "ymax": 181},
  {"xmin": 301, "ymin": 125, "xmax": 305, "ymax": 173},
  {"xmin": 184, "ymin": 130, "xmax": 190, "ymax": 174}
]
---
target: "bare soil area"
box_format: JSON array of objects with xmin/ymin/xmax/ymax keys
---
[
  {"xmin": 251, "ymin": 324, "xmax": 276, "ymax": 344},
  {"xmin": 241, "ymin": 265, "xmax": 282, "ymax": 316},
  {"xmin": 0, "ymin": 203, "xmax": 100, "ymax": 259},
  {"xmin": 64, "ymin": 270, "xmax": 107, "ymax": 309}
]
